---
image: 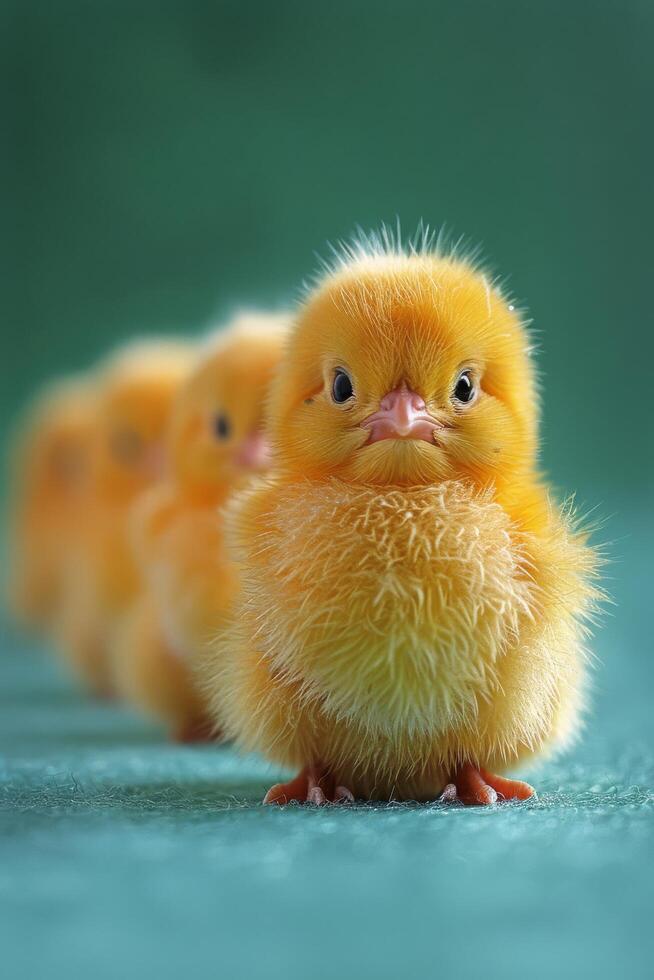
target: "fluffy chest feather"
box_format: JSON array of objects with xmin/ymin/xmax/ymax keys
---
[
  {"xmin": 245, "ymin": 480, "xmax": 530, "ymax": 732},
  {"xmin": 246, "ymin": 479, "xmax": 534, "ymax": 735}
]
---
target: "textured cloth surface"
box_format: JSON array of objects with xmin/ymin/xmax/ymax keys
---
[{"xmin": 1, "ymin": 621, "xmax": 652, "ymax": 980}]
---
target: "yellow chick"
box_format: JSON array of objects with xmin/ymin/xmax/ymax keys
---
[
  {"xmin": 202, "ymin": 236, "xmax": 602, "ymax": 805},
  {"xmin": 54, "ymin": 339, "xmax": 194, "ymax": 696},
  {"xmin": 5, "ymin": 376, "xmax": 95, "ymax": 633},
  {"xmin": 113, "ymin": 313, "xmax": 289, "ymax": 741}
]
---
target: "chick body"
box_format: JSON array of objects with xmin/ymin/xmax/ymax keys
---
[
  {"xmin": 202, "ymin": 245, "xmax": 601, "ymax": 803},
  {"xmin": 113, "ymin": 314, "xmax": 289, "ymax": 737},
  {"xmin": 216, "ymin": 477, "xmax": 594, "ymax": 800},
  {"xmin": 54, "ymin": 340, "xmax": 194, "ymax": 695},
  {"xmin": 113, "ymin": 588, "xmax": 213, "ymax": 741},
  {"xmin": 5, "ymin": 377, "xmax": 94, "ymax": 632}
]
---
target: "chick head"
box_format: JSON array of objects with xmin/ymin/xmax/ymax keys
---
[
  {"xmin": 19, "ymin": 376, "xmax": 95, "ymax": 507},
  {"xmin": 269, "ymin": 241, "xmax": 538, "ymax": 490},
  {"xmin": 168, "ymin": 312, "xmax": 290, "ymax": 497},
  {"xmin": 92, "ymin": 339, "xmax": 194, "ymax": 498}
]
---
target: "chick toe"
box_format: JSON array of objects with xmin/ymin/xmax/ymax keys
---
[
  {"xmin": 447, "ymin": 763, "xmax": 535, "ymax": 805},
  {"xmin": 479, "ymin": 768, "xmax": 535, "ymax": 802},
  {"xmin": 263, "ymin": 765, "xmax": 353, "ymax": 806}
]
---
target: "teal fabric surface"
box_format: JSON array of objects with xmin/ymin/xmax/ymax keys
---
[{"xmin": 1, "ymin": 577, "xmax": 652, "ymax": 980}]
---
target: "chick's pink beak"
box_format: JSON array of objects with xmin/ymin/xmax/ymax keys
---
[
  {"xmin": 235, "ymin": 430, "xmax": 271, "ymax": 470},
  {"xmin": 361, "ymin": 385, "xmax": 441, "ymax": 445}
]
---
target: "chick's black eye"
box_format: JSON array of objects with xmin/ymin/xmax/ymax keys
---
[
  {"xmin": 213, "ymin": 413, "xmax": 231, "ymax": 440},
  {"xmin": 332, "ymin": 369, "xmax": 354, "ymax": 404},
  {"xmin": 453, "ymin": 371, "xmax": 475, "ymax": 404}
]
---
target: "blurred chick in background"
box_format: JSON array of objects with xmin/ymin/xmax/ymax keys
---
[
  {"xmin": 113, "ymin": 313, "xmax": 289, "ymax": 741},
  {"xmin": 53, "ymin": 340, "xmax": 194, "ymax": 697},
  {"xmin": 202, "ymin": 234, "xmax": 602, "ymax": 805},
  {"xmin": 5, "ymin": 376, "xmax": 95, "ymax": 634}
]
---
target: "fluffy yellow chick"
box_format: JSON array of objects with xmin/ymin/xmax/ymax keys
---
[
  {"xmin": 202, "ymin": 236, "xmax": 602, "ymax": 805},
  {"xmin": 54, "ymin": 339, "xmax": 194, "ymax": 696},
  {"xmin": 113, "ymin": 313, "xmax": 289, "ymax": 741},
  {"xmin": 5, "ymin": 376, "xmax": 95, "ymax": 633}
]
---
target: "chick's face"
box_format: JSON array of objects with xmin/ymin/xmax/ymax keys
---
[
  {"xmin": 95, "ymin": 374, "xmax": 185, "ymax": 497},
  {"xmin": 170, "ymin": 322, "xmax": 288, "ymax": 495},
  {"xmin": 38, "ymin": 418, "xmax": 91, "ymax": 501},
  {"xmin": 30, "ymin": 400, "xmax": 93, "ymax": 506},
  {"xmin": 270, "ymin": 256, "xmax": 538, "ymax": 489}
]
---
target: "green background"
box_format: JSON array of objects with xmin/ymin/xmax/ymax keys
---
[{"xmin": 2, "ymin": 3, "xmax": 653, "ymax": 979}]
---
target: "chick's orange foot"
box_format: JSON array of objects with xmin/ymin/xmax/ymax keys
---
[
  {"xmin": 263, "ymin": 765, "xmax": 355, "ymax": 806},
  {"xmin": 441, "ymin": 763, "xmax": 535, "ymax": 806}
]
